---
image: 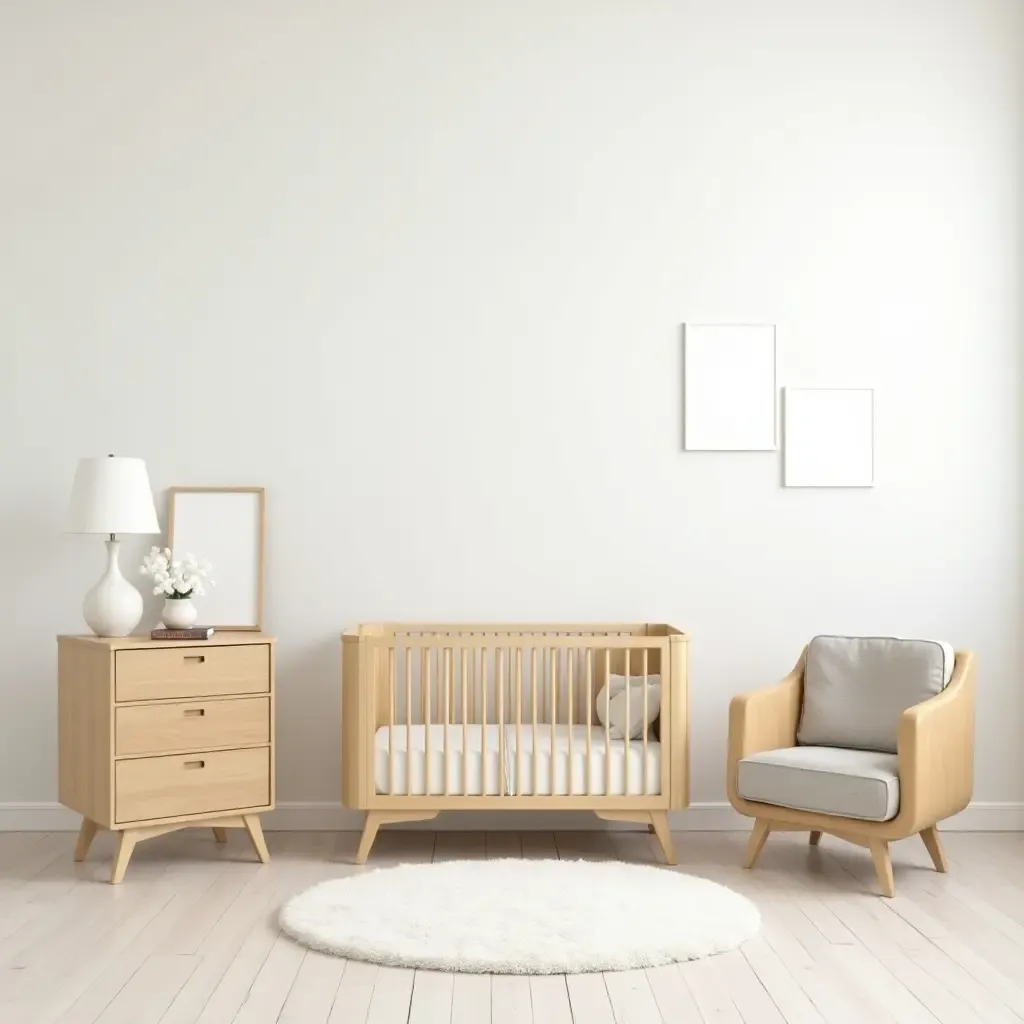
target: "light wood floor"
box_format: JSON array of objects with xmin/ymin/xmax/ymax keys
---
[{"xmin": 1, "ymin": 829, "xmax": 1023, "ymax": 1023}]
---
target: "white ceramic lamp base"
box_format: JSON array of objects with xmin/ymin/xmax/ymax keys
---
[{"xmin": 83, "ymin": 539, "xmax": 144, "ymax": 638}]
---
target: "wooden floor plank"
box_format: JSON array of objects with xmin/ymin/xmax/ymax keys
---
[
  {"xmin": 366, "ymin": 965, "xmax": 415, "ymax": 1023},
  {"xmin": 277, "ymin": 953, "xmax": 346, "ymax": 1024},
  {"xmin": 407, "ymin": 970, "xmax": 452, "ymax": 1024},
  {"xmin": 492, "ymin": 974, "xmax": 533, "ymax": 1024},
  {"xmin": 450, "ymin": 973, "xmax": 490, "ymax": 1024},
  {"xmin": 93, "ymin": 954, "xmax": 199, "ymax": 1024},
  {"xmin": 529, "ymin": 974, "xmax": 572, "ymax": 1023},
  {"xmin": 326, "ymin": 960, "xmax": 376, "ymax": 1024},
  {"xmin": 603, "ymin": 968, "xmax": 664, "ymax": 1023},
  {"xmin": 565, "ymin": 973, "xmax": 616, "ymax": 1024}
]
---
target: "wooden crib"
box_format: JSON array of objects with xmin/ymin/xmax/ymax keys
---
[{"xmin": 341, "ymin": 623, "xmax": 689, "ymax": 864}]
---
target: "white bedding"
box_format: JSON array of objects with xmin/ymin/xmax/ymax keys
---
[{"xmin": 374, "ymin": 724, "xmax": 661, "ymax": 797}]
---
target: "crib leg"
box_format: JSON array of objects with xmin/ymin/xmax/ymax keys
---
[
  {"xmin": 649, "ymin": 812, "xmax": 677, "ymax": 866},
  {"xmin": 354, "ymin": 811, "xmax": 440, "ymax": 865},
  {"xmin": 594, "ymin": 810, "xmax": 677, "ymax": 867}
]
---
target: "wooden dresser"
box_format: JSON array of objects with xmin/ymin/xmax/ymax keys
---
[{"xmin": 58, "ymin": 633, "xmax": 275, "ymax": 883}]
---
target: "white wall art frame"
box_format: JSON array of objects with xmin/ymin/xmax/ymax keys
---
[
  {"xmin": 167, "ymin": 486, "xmax": 266, "ymax": 630},
  {"xmin": 683, "ymin": 324, "xmax": 777, "ymax": 451},
  {"xmin": 783, "ymin": 388, "xmax": 874, "ymax": 487}
]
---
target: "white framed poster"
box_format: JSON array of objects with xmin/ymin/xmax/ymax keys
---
[
  {"xmin": 167, "ymin": 486, "xmax": 265, "ymax": 629},
  {"xmin": 783, "ymin": 388, "xmax": 874, "ymax": 487},
  {"xmin": 683, "ymin": 324, "xmax": 777, "ymax": 450}
]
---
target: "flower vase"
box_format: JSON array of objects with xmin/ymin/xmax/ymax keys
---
[{"xmin": 162, "ymin": 598, "xmax": 197, "ymax": 629}]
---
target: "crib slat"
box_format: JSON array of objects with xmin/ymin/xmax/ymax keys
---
[
  {"xmin": 388, "ymin": 647, "xmax": 395, "ymax": 796},
  {"xmin": 470, "ymin": 643, "xmax": 477, "ymax": 726},
  {"xmin": 461, "ymin": 648, "xmax": 468, "ymax": 796},
  {"xmin": 605, "ymin": 648, "xmax": 612, "ymax": 796},
  {"xmin": 549, "ymin": 648, "xmax": 556, "ymax": 797},
  {"xmin": 424, "ymin": 649, "xmax": 432, "ymax": 796},
  {"xmin": 516, "ymin": 649, "xmax": 523, "ymax": 795},
  {"xmin": 624, "ymin": 648, "xmax": 630, "ymax": 796},
  {"xmin": 443, "ymin": 647, "xmax": 451, "ymax": 796},
  {"xmin": 405, "ymin": 648, "xmax": 413, "ymax": 798},
  {"xmin": 531, "ymin": 648, "xmax": 538, "ymax": 797},
  {"xmin": 642, "ymin": 648, "xmax": 649, "ymax": 796},
  {"xmin": 567, "ymin": 649, "xmax": 575, "ymax": 795},
  {"xmin": 586, "ymin": 649, "xmax": 593, "ymax": 796},
  {"xmin": 497, "ymin": 648, "xmax": 505, "ymax": 797}
]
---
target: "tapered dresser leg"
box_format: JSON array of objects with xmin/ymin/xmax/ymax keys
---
[
  {"xmin": 213, "ymin": 827, "xmax": 228, "ymax": 844},
  {"xmin": 242, "ymin": 815, "xmax": 270, "ymax": 864},
  {"xmin": 111, "ymin": 830, "xmax": 138, "ymax": 884},
  {"xmin": 74, "ymin": 818, "xmax": 99, "ymax": 862}
]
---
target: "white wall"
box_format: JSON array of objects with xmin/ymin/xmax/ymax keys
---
[{"xmin": 2, "ymin": 0, "xmax": 1021, "ymax": 827}]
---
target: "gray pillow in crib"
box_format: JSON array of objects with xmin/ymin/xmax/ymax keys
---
[{"xmin": 595, "ymin": 674, "xmax": 662, "ymax": 740}]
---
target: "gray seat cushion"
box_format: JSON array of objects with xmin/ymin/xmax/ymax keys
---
[
  {"xmin": 737, "ymin": 746, "xmax": 900, "ymax": 821},
  {"xmin": 797, "ymin": 636, "xmax": 952, "ymax": 754}
]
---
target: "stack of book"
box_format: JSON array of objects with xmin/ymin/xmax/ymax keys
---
[{"xmin": 150, "ymin": 627, "xmax": 215, "ymax": 641}]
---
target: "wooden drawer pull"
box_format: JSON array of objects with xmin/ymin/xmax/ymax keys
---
[
  {"xmin": 183, "ymin": 760, "xmax": 206, "ymax": 770},
  {"xmin": 184, "ymin": 655, "xmax": 206, "ymax": 664},
  {"xmin": 183, "ymin": 708, "xmax": 206, "ymax": 717}
]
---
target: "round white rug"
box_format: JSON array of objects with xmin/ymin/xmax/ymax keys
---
[{"xmin": 280, "ymin": 859, "xmax": 760, "ymax": 974}]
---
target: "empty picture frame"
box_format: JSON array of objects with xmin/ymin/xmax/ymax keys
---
[
  {"xmin": 683, "ymin": 324, "xmax": 777, "ymax": 450},
  {"xmin": 167, "ymin": 487, "xmax": 266, "ymax": 629},
  {"xmin": 783, "ymin": 388, "xmax": 874, "ymax": 487}
]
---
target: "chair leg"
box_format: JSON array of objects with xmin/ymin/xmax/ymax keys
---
[
  {"xmin": 809, "ymin": 830, "xmax": 822, "ymax": 846},
  {"xmin": 869, "ymin": 839, "xmax": 895, "ymax": 897},
  {"xmin": 649, "ymin": 812, "xmax": 677, "ymax": 866},
  {"xmin": 743, "ymin": 819, "xmax": 771, "ymax": 869},
  {"xmin": 920, "ymin": 826, "xmax": 948, "ymax": 873},
  {"xmin": 213, "ymin": 827, "xmax": 228, "ymax": 844},
  {"xmin": 74, "ymin": 818, "xmax": 99, "ymax": 862},
  {"xmin": 242, "ymin": 815, "xmax": 270, "ymax": 864}
]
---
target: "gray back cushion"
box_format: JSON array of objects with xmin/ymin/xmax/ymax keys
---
[{"xmin": 797, "ymin": 636, "xmax": 950, "ymax": 754}]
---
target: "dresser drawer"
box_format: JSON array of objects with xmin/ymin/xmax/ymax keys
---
[
  {"xmin": 115, "ymin": 747, "xmax": 270, "ymax": 824},
  {"xmin": 115, "ymin": 696, "xmax": 270, "ymax": 757},
  {"xmin": 115, "ymin": 645, "xmax": 270, "ymax": 702}
]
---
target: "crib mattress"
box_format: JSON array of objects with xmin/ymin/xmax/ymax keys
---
[{"xmin": 374, "ymin": 724, "xmax": 661, "ymax": 797}]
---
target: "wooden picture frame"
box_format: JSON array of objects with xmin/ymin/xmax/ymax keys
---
[{"xmin": 167, "ymin": 487, "xmax": 266, "ymax": 630}]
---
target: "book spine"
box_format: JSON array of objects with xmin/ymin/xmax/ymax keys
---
[{"xmin": 150, "ymin": 629, "xmax": 211, "ymax": 640}]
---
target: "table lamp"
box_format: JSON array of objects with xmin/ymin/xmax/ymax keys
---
[{"xmin": 65, "ymin": 455, "xmax": 160, "ymax": 637}]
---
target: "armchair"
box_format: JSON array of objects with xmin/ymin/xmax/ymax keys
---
[{"xmin": 727, "ymin": 642, "xmax": 976, "ymax": 897}]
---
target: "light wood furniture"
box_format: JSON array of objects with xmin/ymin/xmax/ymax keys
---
[
  {"xmin": 727, "ymin": 647, "xmax": 976, "ymax": 897},
  {"xmin": 58, "ymin": 632, "xmax": 275, "ymax": 883},
  {"xmin": 342, "ymin": 623, "xmax": 689, "ymax": 865}
]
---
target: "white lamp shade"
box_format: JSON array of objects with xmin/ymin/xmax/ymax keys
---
[{"xmin": 66, "ymin": 456, "xmax": 160, "ymax": 535}]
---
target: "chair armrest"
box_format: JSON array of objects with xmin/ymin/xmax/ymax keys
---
[
  {"xmin": 897, "ymin": 650, "xmax": 976, "ymax": 832},
  {"xmin": 726, "ymin": 651, "xmax": 804, "ymax": 805}
]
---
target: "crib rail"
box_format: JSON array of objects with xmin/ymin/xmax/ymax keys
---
[{"xmin": 342, "ymin": 624, "xmax": 688, "ymax": 810}]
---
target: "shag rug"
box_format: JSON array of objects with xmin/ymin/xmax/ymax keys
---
[{"xmin": 280, "ymin": 859, "xmax": 760, "ymax": 974}]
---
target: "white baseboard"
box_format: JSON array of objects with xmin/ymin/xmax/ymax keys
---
[{"xmin": 2, "ymin": 801, "xmax": 1022, "ymax": 832}]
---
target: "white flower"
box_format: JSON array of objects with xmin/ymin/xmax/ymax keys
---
[{"xmin": 152, "ymin": 586, "xmax": 163, "ymax": 596}]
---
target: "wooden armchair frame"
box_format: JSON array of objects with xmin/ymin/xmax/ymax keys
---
[{"xmin": 727, "ymin": 648, "xmax": 976, "ymax": 896}]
